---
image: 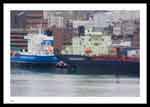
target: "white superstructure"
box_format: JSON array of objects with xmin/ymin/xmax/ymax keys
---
[
  {"xmin": 21, "ymin": 32, "xmax": 54, "ymax": 56},
  {"xmin": 62, "ymin": 29, "xmax": 112, "ymax": 56}
]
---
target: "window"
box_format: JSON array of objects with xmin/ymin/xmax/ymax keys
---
[
  {"xmin": 101, "ymin": 38, "xmax": 104, "ymax": 41},
  {"xmin": 94, "ymin": 43, "xmax": 99, "ymax": 46}
]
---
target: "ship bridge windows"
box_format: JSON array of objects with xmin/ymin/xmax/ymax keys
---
[
  {"xmin": 89, "ymin": 38, "xmax": 91, "ymax": 41},
  {"xmin": 94, "ymin": 43, "xmax": 99, "ymax": 46},
  {"xmin": 41, "ymin": 40, "xmax": 54, "ymax": 46},
  {"xmin": 44, "ymin": 29, "xmax": 53, "ymax": 36}
]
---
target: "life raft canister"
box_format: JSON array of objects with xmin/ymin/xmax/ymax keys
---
[
  {"xmin": 47, "ymin": 46, "xmax": 54, "ymax": 53},
  {"xmin": 84, "ymin": 47, "xmax": 92, "ymax": 54}
]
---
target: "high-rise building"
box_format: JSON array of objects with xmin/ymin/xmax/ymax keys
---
[
  {"xmin": 11, "ymin": 29, "xmax": 28, "ymax": 51},
  {"xmin": 11, "ymin": 11, "xmax": 27, "ymax": 28},
  {"xmin": 93, "ymin": 11, "xmax": 113, "ymax": 28},
  {"xmin": 11, "ymin": 11, "xmax": 47, "ymax": 51},
  {"xmin": 111, "ymin": 11, "xmax": 140, "ymax": 22},
  {"xmin": 11, "ymin": 11, "xmax": 27, "ymax": 51},
  {"xmin": 25, "ymin": 11, "xmax": 47, "ymax": 30},
  {"xmin": 131, "ymin": 20, "xmax": 140, "ymax": 48}
]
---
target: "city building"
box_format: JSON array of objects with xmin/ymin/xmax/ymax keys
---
[
  {"xmin": 122, "ymin": 20, "xmax": 137, "ymax": 37},
  {"xmin": 11, "ymin": 11, "xmax": 28, "ymax": 51},
  {"xmin": 11, "ymin": 29, "xmax": 28, "ymax": 51},
  {"xmin": 112, "ymin": 21, "xmax": 122, "ymax": 37},
  {"xmin": 11, "ymin": 11, "xmax": 27, "ymax": 28},
  {"xmin": 111, "ymin": 11, "xmax": 140, "ymax": 22},
  {"xmin": 11, "ymin": 10, "xmax": 140, "ymax": 53},
  {"xmin": 132, "ymin": 20, "xmax": 140, "ymax": 48},
  {"xmin": 44, "ymin": 12, "xmax": 64, "ymax": 28},
  {"xmin": 93, "ymin": 11, "xmax": 113, "ymax": 28},
  {"xmin": 25, "ymin": 11, "xmax": 47, "ymax": 31},
  {"xmin": 11, "ymin": 11, "xmax": 47, "ymax": 51}
]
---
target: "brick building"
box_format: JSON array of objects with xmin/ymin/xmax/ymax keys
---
[{"xmin": 11, "ymin": 11, "xmax": 47, "ymax": 51}]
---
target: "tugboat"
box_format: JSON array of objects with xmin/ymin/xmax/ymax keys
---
[{"xmin": 11, "ymin": 29, "xmax": 60, "ymax": 69}]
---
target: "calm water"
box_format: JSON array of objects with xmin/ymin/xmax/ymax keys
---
[{"xmin": 11, "ymin": 67, "xmax": 139, "ymax": 97}]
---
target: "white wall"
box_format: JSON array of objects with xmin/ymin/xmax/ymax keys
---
[
  {"xmin": 93, "ymin": 12, "xmax": 112, "ymax": 28},
  {"xmin": 111, "ymin": 11, "xmax": 140, "ymax": 22},
  {"xmin": 48, "ymin": 16, "xmax": 64, "ymax": 28},
  {"xmin": 71, "ymin": 35, "xmax": 112, "ymax": 55},
  {"xmin": 45, "ymin": 12, "xmax": 64, "ymax": 28}
]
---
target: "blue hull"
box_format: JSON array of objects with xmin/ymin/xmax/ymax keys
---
[{"xmin": 11, "ymin": 55, "xmax": 60, "ymax": 64}]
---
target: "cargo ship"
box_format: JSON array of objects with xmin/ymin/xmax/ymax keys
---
[{"xmin": 55, "ymin": 28, "xmax": 140, "ymax": 76}]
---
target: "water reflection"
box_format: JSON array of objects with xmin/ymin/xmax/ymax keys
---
[{"xmin": 11, "ymin": 68, "xmax": 139, "ymax": 97}]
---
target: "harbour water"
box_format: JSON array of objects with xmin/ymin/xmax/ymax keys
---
[{"xmin": 11, "ymin": 67, "xmax": 139, "ymax": 97}]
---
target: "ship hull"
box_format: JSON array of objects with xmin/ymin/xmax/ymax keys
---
[
  {"xmin": 11, "ymin": 55, "xmax": 140, "ymax": 76},
  {"xmin": 11, "ymin": 55, "xmax": 60, "ymax": 73},
  {"xmin": 11, "ymin": 55, "xmax": 59, "ymax": 68},
  {"xmin": 56, "ymin": 55, "xmax": 140, "ymax": 77}
]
